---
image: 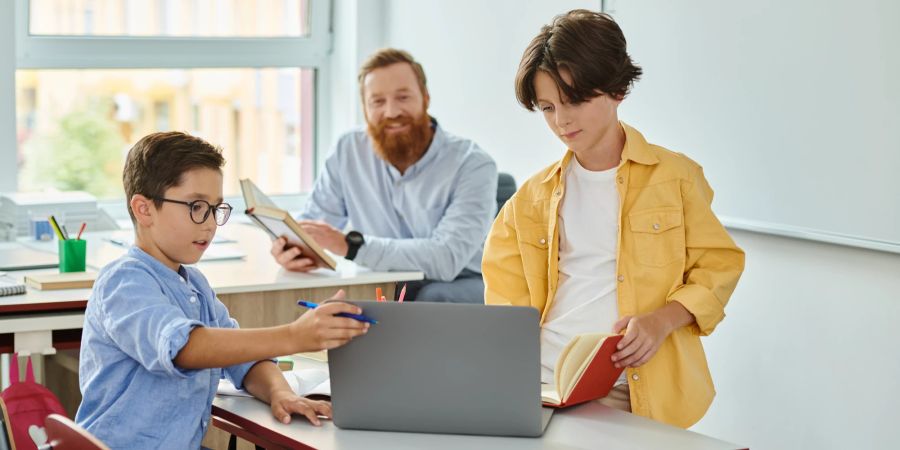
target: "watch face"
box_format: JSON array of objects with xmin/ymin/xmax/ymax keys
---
[{"xmin": 347, "ymin": 232, "xmax": 364, "ymax": 245}]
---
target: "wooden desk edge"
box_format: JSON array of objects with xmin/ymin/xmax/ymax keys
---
[{"xmin": 211, "ymin": 404, "xmax": 315, "ymax": 450}]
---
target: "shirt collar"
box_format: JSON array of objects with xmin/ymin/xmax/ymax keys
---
[
  {"xmin": 127, "ymin": 246, "xmax": 190, "ymax": 285},
  {"xmin": 540, "ymin": 121, "xmax": 659, "ymax": 184}
]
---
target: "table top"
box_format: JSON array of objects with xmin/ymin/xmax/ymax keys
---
[
  {"xmin": 1, "ymin": 224, "xmax": 423, "ymax": 314},
  {"xmin": 212, "ymin": 359, "xmax": 746, "ymax": 450}
]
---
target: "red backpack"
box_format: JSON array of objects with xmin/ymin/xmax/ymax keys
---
[{"xmin": 0, "ymin": 354, "xmax": 67, "ymax": 450}]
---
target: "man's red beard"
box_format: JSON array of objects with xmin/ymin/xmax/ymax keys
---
[{"xmin": 367, "ymin": 112, "xmax": 434, "ymax": 169}]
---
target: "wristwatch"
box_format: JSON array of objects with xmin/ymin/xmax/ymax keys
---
[{"xmin": 345, "ymin": 231, "xmax": 365, "ymax": 261}]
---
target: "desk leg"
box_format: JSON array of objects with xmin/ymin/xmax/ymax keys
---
[{"xmin": 204, "ymin": 417, "xmax": 287, "ymax": 450}]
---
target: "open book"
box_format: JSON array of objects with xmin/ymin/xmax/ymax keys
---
[
  {"xmin": 218, "ymin": 368, "xmax": 331, "ymax": 400},
  {"xmin": 240, "ymin": 178, "xmax": 337, "ymax": 270},
  {"xmin": 541, "ymin": 333, "xmax": 625, "ymax": 408}
]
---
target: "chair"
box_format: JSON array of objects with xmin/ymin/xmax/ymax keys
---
[
  {"xmin": 0, "ymin": 398, "xmax": 14, "ymax": 450},
  {"xmin": 496, "ymin": 172, "xmax": 517, "ymax": 216},
  {"xmin": 36, "ymin": 415, "xmax": 108, "ymax": 450}
]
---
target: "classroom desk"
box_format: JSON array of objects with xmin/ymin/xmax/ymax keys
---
[
  {"xmin": 1, "ymin": 223, "xmax": 423, "ymax": 354},
  {"xmin": 208, "ymin": 359, "xmax": 747, "ymax": 450},
  {"xmin": 0, "ymin": 223, "xmax": 423, "ymax": 412}
]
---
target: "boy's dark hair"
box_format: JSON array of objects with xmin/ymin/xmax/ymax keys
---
[
  {"xmin": 515, "ymin": 9, "xmax": 642, "ymax": 111},
  {"xmin": 358, "ymin": 48, "xmax": 428, "ymax": 99},
  {"xmin": 122, "ymin": 131, "xmax": 224, "ymax": 223}
]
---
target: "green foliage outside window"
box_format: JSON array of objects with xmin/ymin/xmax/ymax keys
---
[{"xmin": 21, "ymin": 101, "xmax": 125, "ymax": 198}]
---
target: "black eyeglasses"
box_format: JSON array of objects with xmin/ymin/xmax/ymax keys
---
[{"xmin": 156, "ymin": 198, "xmax": 233, "ymax": 226}]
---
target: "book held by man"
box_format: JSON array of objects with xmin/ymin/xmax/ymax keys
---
[
  {"xmin": 239, "ymin": 178, "xmax": 337, "ymax": 270},
  {"xmin": 541, "ymin": 332, "xmax": 625, "ymax": 408}
]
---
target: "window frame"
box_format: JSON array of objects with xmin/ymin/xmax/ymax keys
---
[{"xmin": 6, "ymin": 0, "xmax": 331, "ymax": 196}]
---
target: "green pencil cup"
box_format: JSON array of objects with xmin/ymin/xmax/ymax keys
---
[{"xmin": 59, "ymin": 239, "xmax": 87, "ymax": 273}]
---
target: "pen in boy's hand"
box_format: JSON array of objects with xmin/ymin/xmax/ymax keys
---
[{"xmin": 297, "ymin": 300, "xmax": 378, "ymax": 325}]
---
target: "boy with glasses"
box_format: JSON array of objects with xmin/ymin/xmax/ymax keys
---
[{"xmin": 76, "ymin": 132, "xmax": 369, "ymax": 449}]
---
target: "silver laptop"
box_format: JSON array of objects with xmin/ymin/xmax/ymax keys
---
[{"xmin": 328, "ymin": 301, "xmax": 554, "ymax": 437}]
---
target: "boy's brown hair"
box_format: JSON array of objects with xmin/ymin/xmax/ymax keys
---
[
  {"xmin": 515, "ymin": 9, "xmax": 642, "ymax": 110},
  {"xmin": 122, "ymin": 131, "xmax": 224, "ymax": 223},
  {"xmin": 358, "ymin": 48, "xmax": 428, "ymax": 98}
]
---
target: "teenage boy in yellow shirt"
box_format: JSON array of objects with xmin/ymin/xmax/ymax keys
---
[
  {"xmin": 482, "ymin": 10, "xmax": 745, "ymax": 428},
  {"xmin": 76, "ymin": 132, "xmax": 369, "ymax": 449}
]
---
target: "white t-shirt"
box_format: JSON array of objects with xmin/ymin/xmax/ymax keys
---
[{"xmin": 540, "ymin": 156, "xmax": 626, "ymax": 386}]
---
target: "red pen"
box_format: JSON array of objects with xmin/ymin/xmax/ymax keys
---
[
  {"xmin": 76, "ymin": 222, "xmax": 87, "ymax": 240},
  {"xmin": 398, "ymin": 283, "xmax": 407, "ymax": 303}
]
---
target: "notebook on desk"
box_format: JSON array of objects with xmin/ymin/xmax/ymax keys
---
[
  {"xmin": 328, "ymin": 301, "xmax": 553, "ymax": 437},
  {"xmin": 0, "ymin": 274, "xmax": 26, "ymax": 297}
]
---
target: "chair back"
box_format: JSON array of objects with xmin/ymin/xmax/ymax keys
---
[
  {"xmin": 36, "ymin": 415, "xmax": 108, "ymax": 450},
  {"xmin": 0, "ymin": 397, "xmax": 15, "ymax": 450},
  {"xmin": 496, "ymin": 172, "xmax": 517, "ymax": 216}
]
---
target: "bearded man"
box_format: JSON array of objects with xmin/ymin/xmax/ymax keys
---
[{"xmin": 271, "ymin": 48, "xmax": 498, "ymax": 303}]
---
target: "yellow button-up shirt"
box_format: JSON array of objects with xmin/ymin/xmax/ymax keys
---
[{"xmin": 482, "ymin": 123, "xmax": 745, "ymax": 428}]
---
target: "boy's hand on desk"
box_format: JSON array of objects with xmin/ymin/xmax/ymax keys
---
[
  {"xmin": 290, "ymin": 290, "xmax": 369, "ymax": 351},
  {"xmin": 271, "ymin": 237, "xmax": 318, "ymax": 272},
  {"xmin": 298, "ymin": 220, "xmax": 349, "ymax": 257},
  {"xmin": 269, "ymin": 388, "xmax": 332, "ymax": 426}
]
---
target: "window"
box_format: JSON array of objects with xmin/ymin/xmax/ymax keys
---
[
  {"xmin": 29, "ymin": 0, "xmax": 310, "ymax": 37},
  {"xmin": 12, "ymin": 0, "xmax": 328, "ymax": 198}
]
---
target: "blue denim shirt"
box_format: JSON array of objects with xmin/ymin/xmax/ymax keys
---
[
  {"xmin": 75, "ymin": 247, "xmax": 255, "ymax": 450},
  {"xmin": 300, "ymin": 121, "xmax": 498, "ymax": 281}
]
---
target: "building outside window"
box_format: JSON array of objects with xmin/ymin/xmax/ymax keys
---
[{"xmin": 12, "ymin": 0, "xmax": 326, "ymax": 199}]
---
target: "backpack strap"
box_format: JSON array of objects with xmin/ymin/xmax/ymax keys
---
[
  {"xmin": 25, "ymin": 355, "xmax": 35, "ymax": 384},
  {"xmin": 9, "ymin": 352, "xmax": 19, "ymax": 384}
]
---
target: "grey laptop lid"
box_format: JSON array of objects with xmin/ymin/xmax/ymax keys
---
[{"xmin": 328, "ymin": 301, "xmax": 552, "ymax": 437}]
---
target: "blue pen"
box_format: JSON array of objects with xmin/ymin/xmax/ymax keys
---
[{"xmin": 297, "ymin": 300, "xmax": 378, "ymax": 325}]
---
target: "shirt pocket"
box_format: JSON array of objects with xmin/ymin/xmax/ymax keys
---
[
  {"xmin": 517, "ymin": 224, "xmax": 550, "ymax": 278},
  {"xmin": 628, "ymin": 206, "xmax": 685, "ymax": 267}
]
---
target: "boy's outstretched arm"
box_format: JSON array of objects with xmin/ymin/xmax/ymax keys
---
[{"xmin": 173, "ymin": 290, "xmax": 368, "ymax": 369}]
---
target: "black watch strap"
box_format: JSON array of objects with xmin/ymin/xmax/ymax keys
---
[{"xmin": 345, "ymin": 231, "xmax": 364, "ymax": 261}]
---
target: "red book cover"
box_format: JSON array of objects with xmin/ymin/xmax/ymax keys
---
[{"xmin": 544, "ymin": 334, "xmax": 625, "ymax": 408}]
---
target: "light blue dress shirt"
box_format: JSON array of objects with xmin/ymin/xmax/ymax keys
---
[
  {"xmin": 75, "ymin": 246, "xmax": 255, "ymax": 450},
  {"xmin": 300, "ymin": 121, "xmax": 498, "ymax": 281}
]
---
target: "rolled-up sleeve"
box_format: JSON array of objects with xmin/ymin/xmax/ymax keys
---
[
  {"xmin": 97, "ymin": 266, "xmax": 202, "ymax": 378},
  {"xmin": 668, "ymin": 164, "xmax": 745, "ymax": 336}
]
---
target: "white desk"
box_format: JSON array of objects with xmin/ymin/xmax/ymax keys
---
[
  {"xmin": 1, "ymin": 224, "xmax": 423, "ymax": 407},
  {"xmin": 210, "ymin": 360, "xmax": 746, "ymax": 450}
]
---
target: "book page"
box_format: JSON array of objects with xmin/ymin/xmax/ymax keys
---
[
  {"xmin": 240, "ymin": 178, "xmax": 278, "ymax": 209},
  {"xmin": 217, "ymin": 368, "xmax": 331, "ymax": 399},
  {"xmin": 287, "ymin": 368, "xmax": 331, "ymax": 398},
  {"xmin": 541, "ymin": 383, "xmax": 562, "ymax": 405},
  {"xmin": 556, "ymin": 333, "xmax": 611, "ymax": 400},
  {"xmin": 256, "ymin": 215, "xmax": 301, "ymax": 243}
]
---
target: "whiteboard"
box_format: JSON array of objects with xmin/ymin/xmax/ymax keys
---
[{"xmin": 612, "ymin": 0, "xmax": 900, "ymax": 253}]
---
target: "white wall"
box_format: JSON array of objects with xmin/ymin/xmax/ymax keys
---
[
  {"xmin": 383, "ymin": 0, "xmax": 601, "ymax": 184},
  {"xmin": 379, "ymin": 2, "xmax": 900, "ymax": 449},
  {"xmin": 319, "ymin": 0, "xmax": 386, "ymax": 169},
  {"xmin": 695, "ymin": 230, "xmax": 900, "ymax": 449}
]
